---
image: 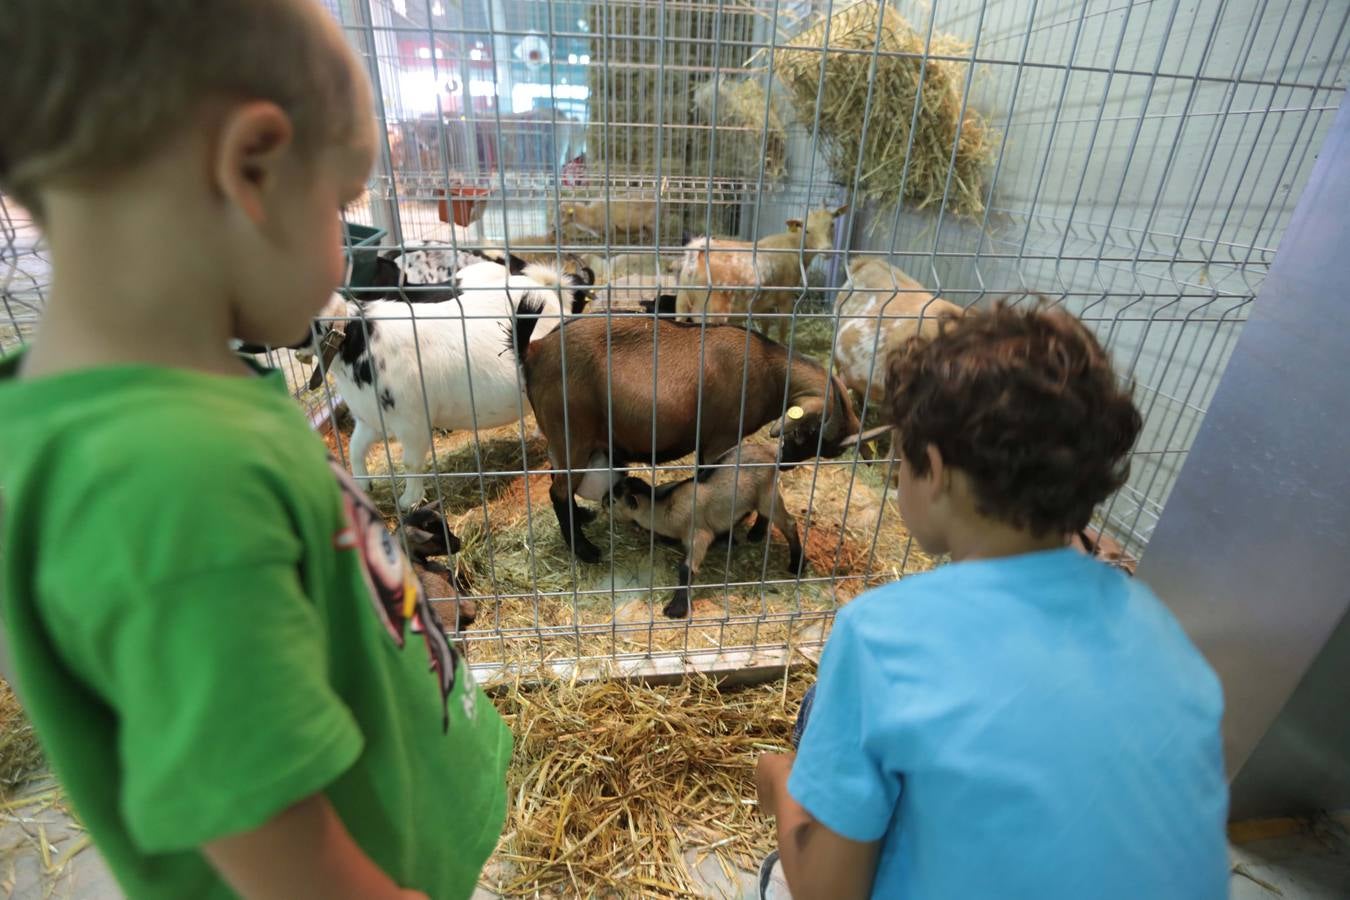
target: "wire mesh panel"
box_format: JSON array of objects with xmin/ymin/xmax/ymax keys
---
[
  {"xmin": 306, "ymin": 0, "xmax": 1350, "ymax": 674},
  {"xmin": 5, "ymin": 0, "xmax": 1346, "ymax": 675},
  {"xmin": 0, "ymin": 197, "xmax": 46, "ymax": 356}
]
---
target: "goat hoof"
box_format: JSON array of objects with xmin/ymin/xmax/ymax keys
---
[
  {"xmin": 788, "ymin": 554, "xmax": 806, "ymax": 576},
  {"xmin": 662, "ymin": 595, "xmax": 690, "ymax": 619},
  {"xmin": 573, "ymin": 540, "xmax": 603, "ymax": 564}
]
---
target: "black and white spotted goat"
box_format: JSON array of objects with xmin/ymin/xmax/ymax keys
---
[{"xmin": 306, "ymin": 253, "xmax": 593, "ymax": 509}]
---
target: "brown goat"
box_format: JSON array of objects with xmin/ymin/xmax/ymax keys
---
[
  {"xmin": 607, "ymin": 443, "xmax": 803, "ymax": 618},
  {"xmin": 507, "ymin": 309, "xmax": 861, "ymax": 563}
]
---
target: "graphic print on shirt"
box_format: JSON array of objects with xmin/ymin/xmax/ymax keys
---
[{"xmin": 327, "ymin": 457, "xmax": 462, "ymax": 731}]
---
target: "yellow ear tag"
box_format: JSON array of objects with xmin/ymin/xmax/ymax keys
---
[
  {"xmin": 403, "ymin": 571, "xmax": 420, "ymax": 619},
  {"xmin": 787, "ymin": 405, "xmax": 804, "ymax": 420}
]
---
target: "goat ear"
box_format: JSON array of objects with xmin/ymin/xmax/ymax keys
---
[
  {"xmin": 768, "ymin": 419, "xmax": 784, "ymax": 438},
  {"xmin": 785, "ymin": 219, "xmax": 803, "ymax": 233},
  {"xmin": 403, "ymin": 525, "xmax": 438, "ymax": 556},
  {"xmin": 830, "ymin": 204, "xmax": 850, "ymax": 218}
]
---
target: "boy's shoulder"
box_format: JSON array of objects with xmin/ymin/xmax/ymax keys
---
[
  {"xmin": 841, "ymin": 563, "xmax": 968, "ymax": 624},
  {"xmin": 836, "ymin": 550, "xmax": 1115, "ymax": 643},
  {"xmin": 4, "ymin": 368, "xmax": 329, "ymax": 554},
  {"xmin": 9, "ymin": 366, "xmax": 315, "ymax": 485}
]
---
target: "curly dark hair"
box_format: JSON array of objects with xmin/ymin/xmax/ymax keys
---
[{"xmin": 884, "ymin": 298, "xmax": 1143, "ymax": 537}]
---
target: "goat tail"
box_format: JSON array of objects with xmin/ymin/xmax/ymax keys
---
[
  {"xmin": 507, "ymin": 293, "xmax": 547, "ymax": 365},
  {"xmin": 520, "ymin": 261, "xmax": 594, "ymax": 315},
  {"xmin": 520, "ymin": 261, "xmax": 572, "ymax": 289}
]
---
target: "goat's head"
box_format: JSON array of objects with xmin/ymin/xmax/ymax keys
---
[
  {"xmin": 784, "ymin": 204, "xmax": 849, "ymax": 247},
  {"xmin": 401, "ymin": 504, "xmax": 463, "ymax": 560},
  {"xmin": 770, "ymin": 373, "xmax": 863, "ymax": 462},
  {"xmin": 605, "ymin": 475, "xmax": 655, "ymax": 524},
  {"xmin": 560, "ymin": 254, "xmax": 597, "ymax": 312}
]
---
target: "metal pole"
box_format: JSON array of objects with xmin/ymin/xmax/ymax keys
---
[{"xmin": 1135, "ymin": 95, "xmax": 1350, "ymax": 800}]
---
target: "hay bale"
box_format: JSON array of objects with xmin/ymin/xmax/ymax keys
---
[
  {"xmin": 692, "ymin": 76, "xmax": 788, "ymax": 181},
  {"xmin": 767, "ymin": 0, "xmax": 997, "ymax": 218},
  {"xmin": 488, "ymin": 671, "xmax": 811, "ymax": 897}
]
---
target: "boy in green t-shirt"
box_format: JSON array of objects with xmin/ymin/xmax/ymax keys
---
[{"xmin": 0, "ymin": 2, "xmax": 511, "ymax": 898}]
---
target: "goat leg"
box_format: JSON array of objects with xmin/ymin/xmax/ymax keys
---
[
  {"xmin": 664, "ymin": 529, "xmax": 713, "ymax": 619},
  {"xmin": 769, "ymin": 491, "xmax": 805, "ymax": 575},
  {"xmin": 746, "ymin": 513, "xmax": 769, "ymax": 543},
  {"xmin": 349, "ymin": 419, "xmax": 376, "ymax": 480},
  {"xmin": 551, "ymin": 476, "xmax": 601, "ymax": 563},
  {"xmin": 664, "ymin": 566, "xmax": 692, "ymax": 619},
  {"xmin": 396, "ymin": 427, "xmax": 432, "ymax": 510}
]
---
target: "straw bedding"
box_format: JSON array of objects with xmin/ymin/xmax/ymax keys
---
[
  {"xmin": 0, "ymin": 680, "xmax": 42, "ymax": 800},
  {"xmin": 484, "ymin": 669, "xmax": 812, "ymax": 898}
]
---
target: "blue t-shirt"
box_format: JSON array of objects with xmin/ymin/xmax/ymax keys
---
[{"xmin": 788, "ymin": 548, "xmax": 1228, "ymax": 900}]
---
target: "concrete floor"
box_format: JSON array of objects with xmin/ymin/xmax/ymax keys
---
[{"xmin": 3, "ymin": 776, "xmax": 1347, "ymax": 898}]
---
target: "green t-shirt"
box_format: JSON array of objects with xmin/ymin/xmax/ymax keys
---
[{"xmin": 0, "ymin": 353, "xmax": 511, "ymax": 899}]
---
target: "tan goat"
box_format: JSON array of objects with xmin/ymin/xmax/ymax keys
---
[
  {"xmin": 676, "ymin": 204, "xmax": 847, "ymax": 343},
  {"xmin": 833, "ymin": 257, "xmax": 964, "ymax": 405},
  {"xmin": 557, "ymin": 195, "xmax": 661, "ymax": 241},
  {"xmin": 606, "ymin": 443, "xmax": 803, "ymax": 619}
]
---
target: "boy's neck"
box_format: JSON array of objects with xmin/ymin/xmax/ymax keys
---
[
  {"xmin": 22, "ymin": 170, "xmax": 250, "ymax": 379},
  {"xmin": 944, "ymin": 517, "xmax": 1066, "ymax": 564}
]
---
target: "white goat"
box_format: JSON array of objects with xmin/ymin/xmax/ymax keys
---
[
  {"xmin": 312, "ymin": 260, "xmax": 587, "ymax": 509},
  {"xmin": 833, "ymin": 257, "xmax": 964, "ymax": 405},
  {"xmin": 675, "ymin": 205, "xmax": 847, "ymax": 343}
]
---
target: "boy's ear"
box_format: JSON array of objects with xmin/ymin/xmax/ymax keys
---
[
  {"xmin": 925, "ymin": 443, "xmax": 947, "ymax": 498},
  {"xmin": 214, "ymin": 101, "xmax": 295, "ymax": 226}
]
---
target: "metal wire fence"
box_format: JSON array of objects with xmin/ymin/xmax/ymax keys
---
[{"xmin": 4, "ymin": 0, "xmax": 1348, "ymax": 674}]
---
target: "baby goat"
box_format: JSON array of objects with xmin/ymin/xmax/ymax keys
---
[
  {"xmin": 401, "ymin": 504, "xmax": 476, "ymax": 629},
  {"xmin": 607, "ymin": 443, "xmax": 803, "ymax": 619},
  {"xmin": 676, "ymin": 205, "xmax": 847, "ymax": 342}
]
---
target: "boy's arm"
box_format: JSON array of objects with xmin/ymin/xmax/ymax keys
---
[
  {"xmin": 203, "ymin": 793, "xmax": 426, "ymax": 900},
  {"xmin": 757, "ymin": 753, "xmax": 880, "ymax": 900}
]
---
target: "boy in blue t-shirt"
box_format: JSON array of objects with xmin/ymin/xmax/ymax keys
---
[{"xmin": 755, "ymin": 303, "xmax": 1229, "ymax": 900}]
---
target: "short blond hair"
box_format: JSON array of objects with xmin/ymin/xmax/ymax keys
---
[{"xmin": 0, "ymin": 0, "xmax": 366, "ymax": 217}]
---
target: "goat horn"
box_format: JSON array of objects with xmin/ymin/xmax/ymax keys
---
[
  {"xmin": 853, "ymin": 424, "xmax": 892, "ymax": 446},
  {"xmin": 308, "ymin": 328, "xmax": 345, "ymax": 391}
]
